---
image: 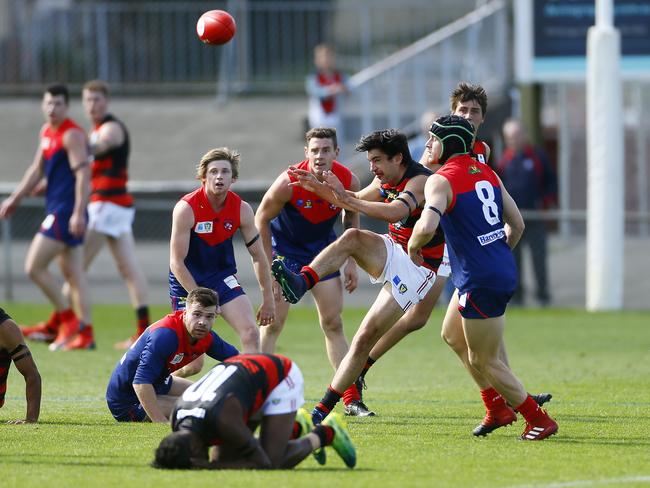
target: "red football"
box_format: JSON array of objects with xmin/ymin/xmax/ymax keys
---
[{"xmin": 196, "ymin": 10, "xmax": 236, "ymax": 45}]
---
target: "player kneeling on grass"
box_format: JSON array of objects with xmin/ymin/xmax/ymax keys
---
[
  {"xmin": 153, "ymin": 353, "xmax": 356, "ymax": 470},
  {"xmin": 106, "ymin": 287, "xmax": 238, "ymax": 422},
  {"xmin": 0, "ymin": 308, "xmax": 41, "ymax": 423}
]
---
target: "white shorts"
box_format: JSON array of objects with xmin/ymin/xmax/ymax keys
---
[
  {"xmin": 438, "ymin": 244, "xmax": 451, "ymax": 278},
  {"xmin": 370, "ymin": 235, "xmax": 436, "ymax": 313},
  {"xmin": 87, "ymin": 201, "xmax": 135, "ymax": 238},
  {"xmin": 261, "ymin": 363, "xmax": 305, "ymax": 416}
]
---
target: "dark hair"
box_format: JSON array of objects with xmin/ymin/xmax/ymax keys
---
[
  {"xmin": 450, "ymin": 82, "xmax": 487, "ymax": 117},
  {"xmin": 305, "ymin": 127, "xmax": 338, "ymax": 149},
  {"xmin": 355, "ymin": 129, "xmax": 413, "ymax": 164},
  {"xmin": 152, "ymin": 432, "xmax": 193, "ymax": 470},
  {"xmin": 45, "ymin": 84, "xmax": 70, "ymax": 105},
  {"xmin": 429, "ymin": 115, "xmax": 475, "ymax": 164},
  {"xmin": 186, "ymin": 287, "xmax": 219, "ymax": 309}
]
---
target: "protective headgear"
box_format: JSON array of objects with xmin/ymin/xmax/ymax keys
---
[{"xmin": 429, "ymin": 115, "xmax": 475, "ymax": 164}]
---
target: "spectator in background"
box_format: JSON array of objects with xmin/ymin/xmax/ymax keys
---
[
  {"xmin": 305, "ymin": 44, "xmax": 349, "ymax": 149},
  {"xmin": 496, "ymin": 119, "xmax": 557, "ymax": 306}
]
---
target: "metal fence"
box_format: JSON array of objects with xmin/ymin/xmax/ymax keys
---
[{"xmin": 0, "ymin": 0, "xmax": 480, "ymax": 94}]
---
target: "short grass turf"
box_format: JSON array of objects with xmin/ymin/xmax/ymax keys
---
[{"xmin": 1, "ymin": 303, "xmax": 649, "ymax": 488}]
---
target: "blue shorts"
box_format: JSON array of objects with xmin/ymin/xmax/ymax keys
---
[
  {"xmin": 171, "ymin": 275, "xmax": 246, "ymax": 311},
  {"xmin": 273, "ymin": 252, "xmax": 340, "ymax": 282},
  {"xmin": 106, "ymin": 377, "xmax": 173, "ymax": 422},
  {"xmin": 457, "ymin": 287, "xmax": 513, "ymax": 319},
  {"xmin": 39, "ymin": 210, "xmax": 84, "ymax": 247}
]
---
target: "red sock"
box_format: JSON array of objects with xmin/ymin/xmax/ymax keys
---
[
  {"xmin": 480, "ymin": 387, "xmax": 508, "ymax": 410},
  {"xmin": 46, "ymin": 310, "xmax": 61, "ymax": 329},
  {"xmin": 516, "ymin": 395, "xmax": 544, "ymax": 423},
  {"xmin": 342, "ymin": 382, "xmax": 361, "ymax": 405},
  {"xmin": 291, "ymin": 421, "xmax": 301, "ymax": 439},
  {"xmin": 300, "ymin": 266, "xmax": 320, "ymax": 289},
  {"xmin": 136, "ymin": 306, "xmax": 149, "ymax": 335},
  {"xmin": 59, "ymin": 309, "xmax": 76, "ymax": 323}
]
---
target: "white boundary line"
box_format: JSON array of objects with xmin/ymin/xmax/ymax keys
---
[{"xmin": 506, "ymin": 476, "xmax": 650, "ymax": 488}]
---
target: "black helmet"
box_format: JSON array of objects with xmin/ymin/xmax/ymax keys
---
[{"xmin": 428, "ymin": 115, "xmax": 475, "ymax": 164}]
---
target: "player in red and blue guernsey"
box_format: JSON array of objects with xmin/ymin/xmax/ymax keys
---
[
  {"xmin": 0, "ymin": 84, "xmax": 93, "ymax": 351},
  {"xmin": 153, "ymin": 353, "xmax": 356, "ymax": 470},
  {"xmin": 409, "ymin": 115, "xmax": 558, "ymax": 441},
  {"xmin": 255, "ymin": 128, "xmax": 368, "ymax": 416},
  {"xmin": 169, "ymin": 148, "xmax": 275, "ymax": 378},
  {"xmin": 106, "ymin": 287, "xmax": 238, "ymax": 422}
]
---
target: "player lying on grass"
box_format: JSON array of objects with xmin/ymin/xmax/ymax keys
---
[
  {"xmin": 106, "ymin": 287, "xmax": 238, "ymax": 422},
  {"xmin": 153, "ymin": 353, "xmax": 356, "ymax": 469},
  {"xmin": 0, "ymin": 307, "xmax": 41, "ymax": 423},
  {"xmin": 408, "ymin": 115, "xmax": 558, "ymax": 441}
]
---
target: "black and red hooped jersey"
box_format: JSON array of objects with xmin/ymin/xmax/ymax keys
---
[
  {"xmin": 90, "ymin": 113, "xmax": 133, "ymax": 207},
  {"xmin": 381, "ymin": 161, "xmax": 445, "ymax": 272},
  {"xmin": 171, "ymin": 354, "xmax": 293, "ymax": 445}
]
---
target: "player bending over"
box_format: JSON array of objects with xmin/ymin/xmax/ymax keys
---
[{"xmin": 153, "ymin": 353, "xmax": 356, "ymax": 469}]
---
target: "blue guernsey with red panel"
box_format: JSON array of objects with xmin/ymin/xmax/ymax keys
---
[
  {"xmin": 169, "ymin": 188, "xmax": 242, "ymax": 297},
  {"xmin": 436, "ymin": 154, "xmax": 517, "ymax": 293},
  {"xmin": 106, "ymin": 310, "xmax": 238, "ymax": 406},
  {"xmin": 40, "ymin": 118, "xmax": 82, "ymax": 214},
  {"xmin": 270, "ymin": 160, "xmax": 352, "ymax": 262}
]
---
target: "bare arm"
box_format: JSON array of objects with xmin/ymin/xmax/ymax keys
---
[
  {"xmin": 241, "ymin": 201, "xmax": 275, "ymax": 325},
  {"xmin": 498, "ymin": 175, "xmax": 525, "ymax": 249},
  {"xmin": 64, "ymin": 128, "xmax": 91, "ymax": 238},
  {"xmin": 254, "ymin": 173, "xmax": 293, "ymax": 267},
  {"xmin": 0, "ymin": 145, "xmax": 45, "ymax": 219},
  {"xmin": 133, "ymin": 383, "xmax": 168, "ymax": 422},
  {"xmin": 332, "ymin": 173, "xmax": 428, "ymax": 223},
  {"xmin": 89, "ymin": 121, "xmax": 124, "ymax": 155},
  {"xmin": 0, "ymin": 320, "xmax": 41, "ymax": 423},
  {"xmin": 341, "ymin": 174, "xmax": 361, "ymax": 293},
  {"xmin": 408, "ymin": 175, "xmax": 451, "ymax": 263},
  {"xmin": 169, "ymin": 201, "xmax": 199, "ymax": 293}
]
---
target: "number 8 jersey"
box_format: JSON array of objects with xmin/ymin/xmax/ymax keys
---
[{"xmin": 436, "ymin": 154, "xmax": 517, "ymax": 294}]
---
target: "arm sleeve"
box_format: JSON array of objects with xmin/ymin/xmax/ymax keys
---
[
  {"xmin": 206, "ymin": 331, "xmax": 239, "ymax": 361},
  {"xmin": 133, "ymin": 328, "xmax": 178, "ymax": 385}
]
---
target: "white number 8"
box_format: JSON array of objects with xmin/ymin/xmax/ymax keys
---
[{"xmin": 475, "ymin": 181, "xmax": 500, "ymax": 225}]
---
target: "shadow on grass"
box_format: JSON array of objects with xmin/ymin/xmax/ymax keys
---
[
  {"xmin": 0, "ymin": 456, "xmax": 143, "ymax": 468},
  {"xmin": 550, "ymin": 437, "xmax": 650, "ymax": 447}
]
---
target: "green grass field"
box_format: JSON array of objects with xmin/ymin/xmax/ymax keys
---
[{"xmin": 1, "ymin": 303, "xmax": 649, "ymax": 488}]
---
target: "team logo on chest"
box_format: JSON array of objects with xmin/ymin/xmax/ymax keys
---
[
  {"xmin": 170, "ymin": 353, "xmax": 185, "ymax": 365},
  {"xmin": 223, "ymin": 219, "xmax": 234, "ymax": 231},
  {"xmin": 469, "ymin": 165, "xmax": 482, "ymax": 175},
  {"xmin": 195, "ymin": 221, "xmax": 213, "ymax": 233}
]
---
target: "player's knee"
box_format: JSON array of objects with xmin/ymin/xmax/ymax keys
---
[
  {"xmin": 340, "ymin": 228, "xmax": 364, "ymax": 249},
  {"xmin": 467, "ymin": 351, "xmax": 488, "ymax": 372},
  {"xmin": 319, "ymin": 316, "xmax": 343, "ymax": 335},
  {"xmin": 404, "ymin": 316, "xmax": 427, "ymax": 333},
  {"xmin": 240, "ymin": 325, "xmax": 261, "ymax": 351}
]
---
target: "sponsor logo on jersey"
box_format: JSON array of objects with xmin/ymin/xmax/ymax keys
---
[
  {"xmin": 170, "ymin": 353, "xmax": 185, "ymax": 365},
  {"xmin": 272, "ymin": 398, "xmax": 281, "ymax": 405},
  {"xmin": 329, "ymin": 203, "xmax": 338, "ymax": 211},
  {"xmin": 41, "ymin": 137, "xmax": 52, "ymax": 150},
  {"xmin": 469, "ymin": 165, "xmax": 482, "ymax": 174},
  {"xmin": 296, "ymin": 199, "xmax": 304, "ymax": 207},
  {"xmin": 304, "ymin": 200, "xmax": 313, "ymax": 209},
  {"xmin": 223, "ymin": 219, "xmax": 233, "ymax": 231},
  {"xmin": 398, "ymin": 283, "xmax": 408, "ymax": 294},
  {"xmin": 195, "ymin": 221, "xmax": 213, "ymax": 233},
  {"xmin": 477, "ymin": 154, "xmax": 486, "ymax": 164},
  {"xmin": 476, "ymin": 228, "xmax": 506, "ymax": 246}
]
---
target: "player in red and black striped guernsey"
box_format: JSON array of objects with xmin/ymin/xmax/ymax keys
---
[
  {"xmin": 73, "ymin": 80, "xmax": 151, "ymax": 350},
  {"xmin": 255, "ymin": 128, "xmax": 367, "ymax": 416},
  {"xmin": 169, "ymin": 148, "xmax": 276, "ymax": 377},
  {"xmin": 0, "ymin": 308, "xmax": 41, "ymax": 423},
  {"xmin": 154, "ymin": 354, "xmax": 356, "ymax": 469}
]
